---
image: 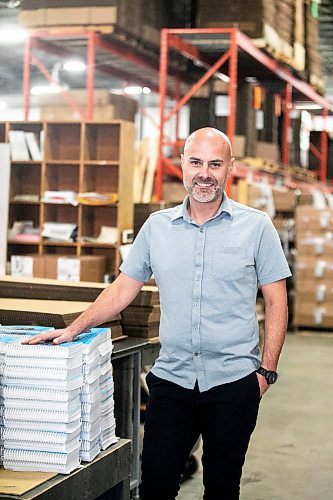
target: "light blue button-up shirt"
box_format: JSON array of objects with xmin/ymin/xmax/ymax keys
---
[{"xmin": 120, "ymin": 194, "xmax": 291, "ymax": 392}]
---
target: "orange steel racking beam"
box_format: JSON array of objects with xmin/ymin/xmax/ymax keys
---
[{"xmin": 156, "ymin": 27, "xmax": 333, "ymax": 201}]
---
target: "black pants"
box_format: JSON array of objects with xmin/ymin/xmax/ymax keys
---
[{"xmin": 139, "ymin": 371, "xmax": 260, "ymax": 500}]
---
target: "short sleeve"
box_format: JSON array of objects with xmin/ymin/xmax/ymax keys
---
[
  {"xmin": 255, "ymin": 214, "xmax": 291, "ymax": 286},
  {"xmin": 119, "ymin": 219, "xmax": 153, "ymax": 282}
]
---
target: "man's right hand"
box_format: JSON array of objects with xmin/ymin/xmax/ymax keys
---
[{"xmin": 21, "ymin": 327, "xmax": 78, "ymax": 345}]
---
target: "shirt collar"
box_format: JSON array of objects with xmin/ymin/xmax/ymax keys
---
[{"xmin": 170, "ymin": 192, "xmax": 233, "ymax": 222}]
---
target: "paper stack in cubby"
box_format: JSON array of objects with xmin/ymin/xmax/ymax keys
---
[{"xmin": 0, "ymin": 326, "xmax": 117, "ymax": 473}]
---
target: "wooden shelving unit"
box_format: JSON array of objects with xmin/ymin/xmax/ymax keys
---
[{"xmin": 4, "ymin": 120, "xmax": 135, "ymax": 279}]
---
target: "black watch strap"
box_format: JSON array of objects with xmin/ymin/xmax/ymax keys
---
[{"xmin": 256, "ymin": 367, "xmax": 278, "ymax": 384}]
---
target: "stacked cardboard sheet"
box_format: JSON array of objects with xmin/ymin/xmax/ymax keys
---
[{"xmin": 121, "ymin": 286, "xmax": 160, "ymax": 338}]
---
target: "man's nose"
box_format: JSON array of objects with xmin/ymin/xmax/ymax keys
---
[{"xmin": 200, "ymin": 162, "xmax": 210, "ymax": 176}]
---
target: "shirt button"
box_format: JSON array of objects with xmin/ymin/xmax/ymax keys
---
[
  {"xmin": 194, "ymin": 352, "xmax": 199, "ymax": 356},
  {"xmin": 195, "ymin": 276, "xmax": 200, "ymax": 280},
  {"xmin": 199, "ymin": 228, "xmax": 203, "ymax": 233},
  {"xmin": 193, "ymin": 301, "xmax": 198, "ymax": 306},
  {"xmin": 197, "ymin": 251, "xmax": 202, "ymax": 256}
]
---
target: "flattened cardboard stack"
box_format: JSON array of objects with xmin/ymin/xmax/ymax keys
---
[
  {"xmin": 304, "ymin": 0, "xmax": 324, "ymax": 93},
  {"xmin": 121, "ymin": 286, "xmax": 160, "ymax": 338},
  {"xmin": 19, "ymin": 0, "xmax": 167, "ymax": 47},
  {"xmin": 0, "ymin": 284, "xmax": 124, "ymax": 341},
  {"xmin": 0, "ymin": 326, "xmax": 117, "ymax": 473},
  {"xmin": 294, "ymin": 207, "xmax": 333, "ymax": 328},
  {"xmin": 39, "ymin": 90, "xmax": 138, "ymax": 123},
  {"xmin": 196, "ymin": 0, "xmax": 308, "ymax": 72},
  {"xmin": 0, "ymin": 299, "xmax": 91, "ymax": 329}
]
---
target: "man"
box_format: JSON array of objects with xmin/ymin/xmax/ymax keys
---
[{"xmin": 26, "ymin": 128, "xmax": 291, "ymax": 499}]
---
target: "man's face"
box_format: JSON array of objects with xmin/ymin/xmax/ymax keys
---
[{"xmin": 181, "ymin": 136, "xmax": 233, "ymax": 203}]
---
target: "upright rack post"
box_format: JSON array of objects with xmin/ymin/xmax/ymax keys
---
[{"xmin": 157, "ymin": 29, "xmax": 169, "ymax": 201}]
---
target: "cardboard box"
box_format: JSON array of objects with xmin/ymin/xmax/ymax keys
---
[
  {"xmin": 256, "ymin": 142, "xmax": 280, "ymax": 164},
  {"xmin": 296, "ymin": 229, "xmax": 333, "ymax": 240},
  {"xmin": 296, "ymin": 207, "xmax": 333, "ymax": 232},
  {"xmin": 232, "ymin": 135, "xmax": 246, "ymax": 158},
  {"xmin": 272, "ymin": 188, "xmax": 296, "ymax": 212},
  {"xmin": 247, "ymin": 184, "xmax": 267, "ymax": 211},
  {"xmin": 11, "ymin": 255, "xmax": 106, "ymax": 282},
  {"xmin": 295, "ymin": 256, "xmax": 333, "ymax": 281},
  {"xmin": 45, "ymin": 7, "xmax": 90, "ymax": 26},
  {"xmin": 295, "ymin": 280, "xmax": 333, "ymax": 303},
  {"xmin": 294, "ymin": 299, "xmax": 333, "ymax": 328},
  {"xmin": 296, "ymin": 191, "xmax": 313, "ymax": 206},
  {"xmin": 297, "ymin": 238, "xmax": 333, "ymax": 258}
]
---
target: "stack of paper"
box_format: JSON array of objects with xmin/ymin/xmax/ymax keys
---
[
  {"xmin": 0, "ymin": 327, "xmax": 82, "ymax": 473},
  {"xmin": 77, "ymin": 328, "xmax": 117, "ymax": 460},
  {"xmin": 0, "ymin": 326, "xmax": 117, "ymax": 472},
  {"xmin": 99, "ymin": 332, "xmax": 116, "ymax": 450},
  {"xmin": 78, "ymin": 330, "xmax": 102, "ymax": 462}
]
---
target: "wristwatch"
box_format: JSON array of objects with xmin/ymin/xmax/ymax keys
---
[{"xmin": 256, "ymin": 367, "xmax": 278, "ymax": 384}]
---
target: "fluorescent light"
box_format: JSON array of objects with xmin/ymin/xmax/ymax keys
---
[
  {"xmin": 124, "ymin": 86, "xmax": 143, "ymax": 95},
  {"xmin": 245, "ymin": 76, "xmax": 258, "ymax": 83},
  {"xmin": 109, "ymin": 89, "xmax": 123, "ymax": 95},
  {"xmin": 294, "ymin": 102, "xmax": 323, "ymax": 110},
  {"xmin": 0, "ymin": 27, "xmax": 27, "ymax": 44},
  {"xmin": 142, "ymin": 87, "xmax": 151, "ymax": 95},
  {"xmin": 63, "ymin": 60, "xmax": 86, "ymax": 72},
  {"xmin": 0, "ymin": 101, "xmax": 7, "ymax": 111},
  {"xmin": 215, "ymin": 72, "xmax": 230, "ymax": 83},
  {"xmin": 30, "ymin": 84, "xmax": 62, "ymax": 96}
]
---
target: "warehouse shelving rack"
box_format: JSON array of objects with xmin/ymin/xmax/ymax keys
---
[
  {"xmin": 22, "ymin": 27, "xmax": 333, "ymax": 201},
  {"xmin": 22, "ymin": 27, "xmax": 194, "ymax": 122},
  {"xmin": 156, "ymin": 27, "xmax": 333, "ymax": 200}
]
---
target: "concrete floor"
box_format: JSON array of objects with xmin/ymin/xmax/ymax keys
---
[{"xmin": 177, "ymin": 332, "xmax": 333, "ymax": 500}]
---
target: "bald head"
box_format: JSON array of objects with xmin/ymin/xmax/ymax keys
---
[
  {"xmin": 181, "ymin": 127, "xmax": 234, "ymax": 205},
  {"xmin": 184, "ymin": 127, "xmax": 232, "ymax": 160}
]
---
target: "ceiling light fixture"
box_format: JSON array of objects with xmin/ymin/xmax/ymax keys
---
[
  {"xmin": 63, "ymin": 60, "xmax": 86, "ymax": 72},
  {"xmin": 0, "ymin": 27, "xmax": 27, "ymax": 44},
  {"xmin": 123, "ymin": 86, "xmax": 144, "ymax": 95},
  {"xmin": 30, "ymin": 84, "xmax": 62, "ymax": 96},
  {"xmin": 294, "ymin": 102, "xmax": 323, "ymax": 110}
]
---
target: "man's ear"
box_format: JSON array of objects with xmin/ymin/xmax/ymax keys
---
[
  {"xmin": 229, "ymin": 157, "xmax": 235, "ymax": 175},
  {"xmin": 181, "ymin": 153, "xmax": 184, "ymax": 169}
]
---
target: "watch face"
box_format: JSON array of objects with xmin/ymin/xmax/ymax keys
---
[{"xmin": 267, "ymin": 371, "xmax": 278, "ymax": 384}]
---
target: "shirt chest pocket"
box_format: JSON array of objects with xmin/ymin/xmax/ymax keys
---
[{"xmin": 212, "ymin": 246, "xmax": 246, "ymax": 281}]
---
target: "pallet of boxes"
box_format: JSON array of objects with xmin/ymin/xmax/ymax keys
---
[{"xmin": 294, "ymin": 207, "xmax": 333, "ymax": 329}]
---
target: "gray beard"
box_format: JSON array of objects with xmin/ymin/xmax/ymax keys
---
[{"xmin": 183, "ymin": 180, "xmax": 224, "ymax": 203}]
